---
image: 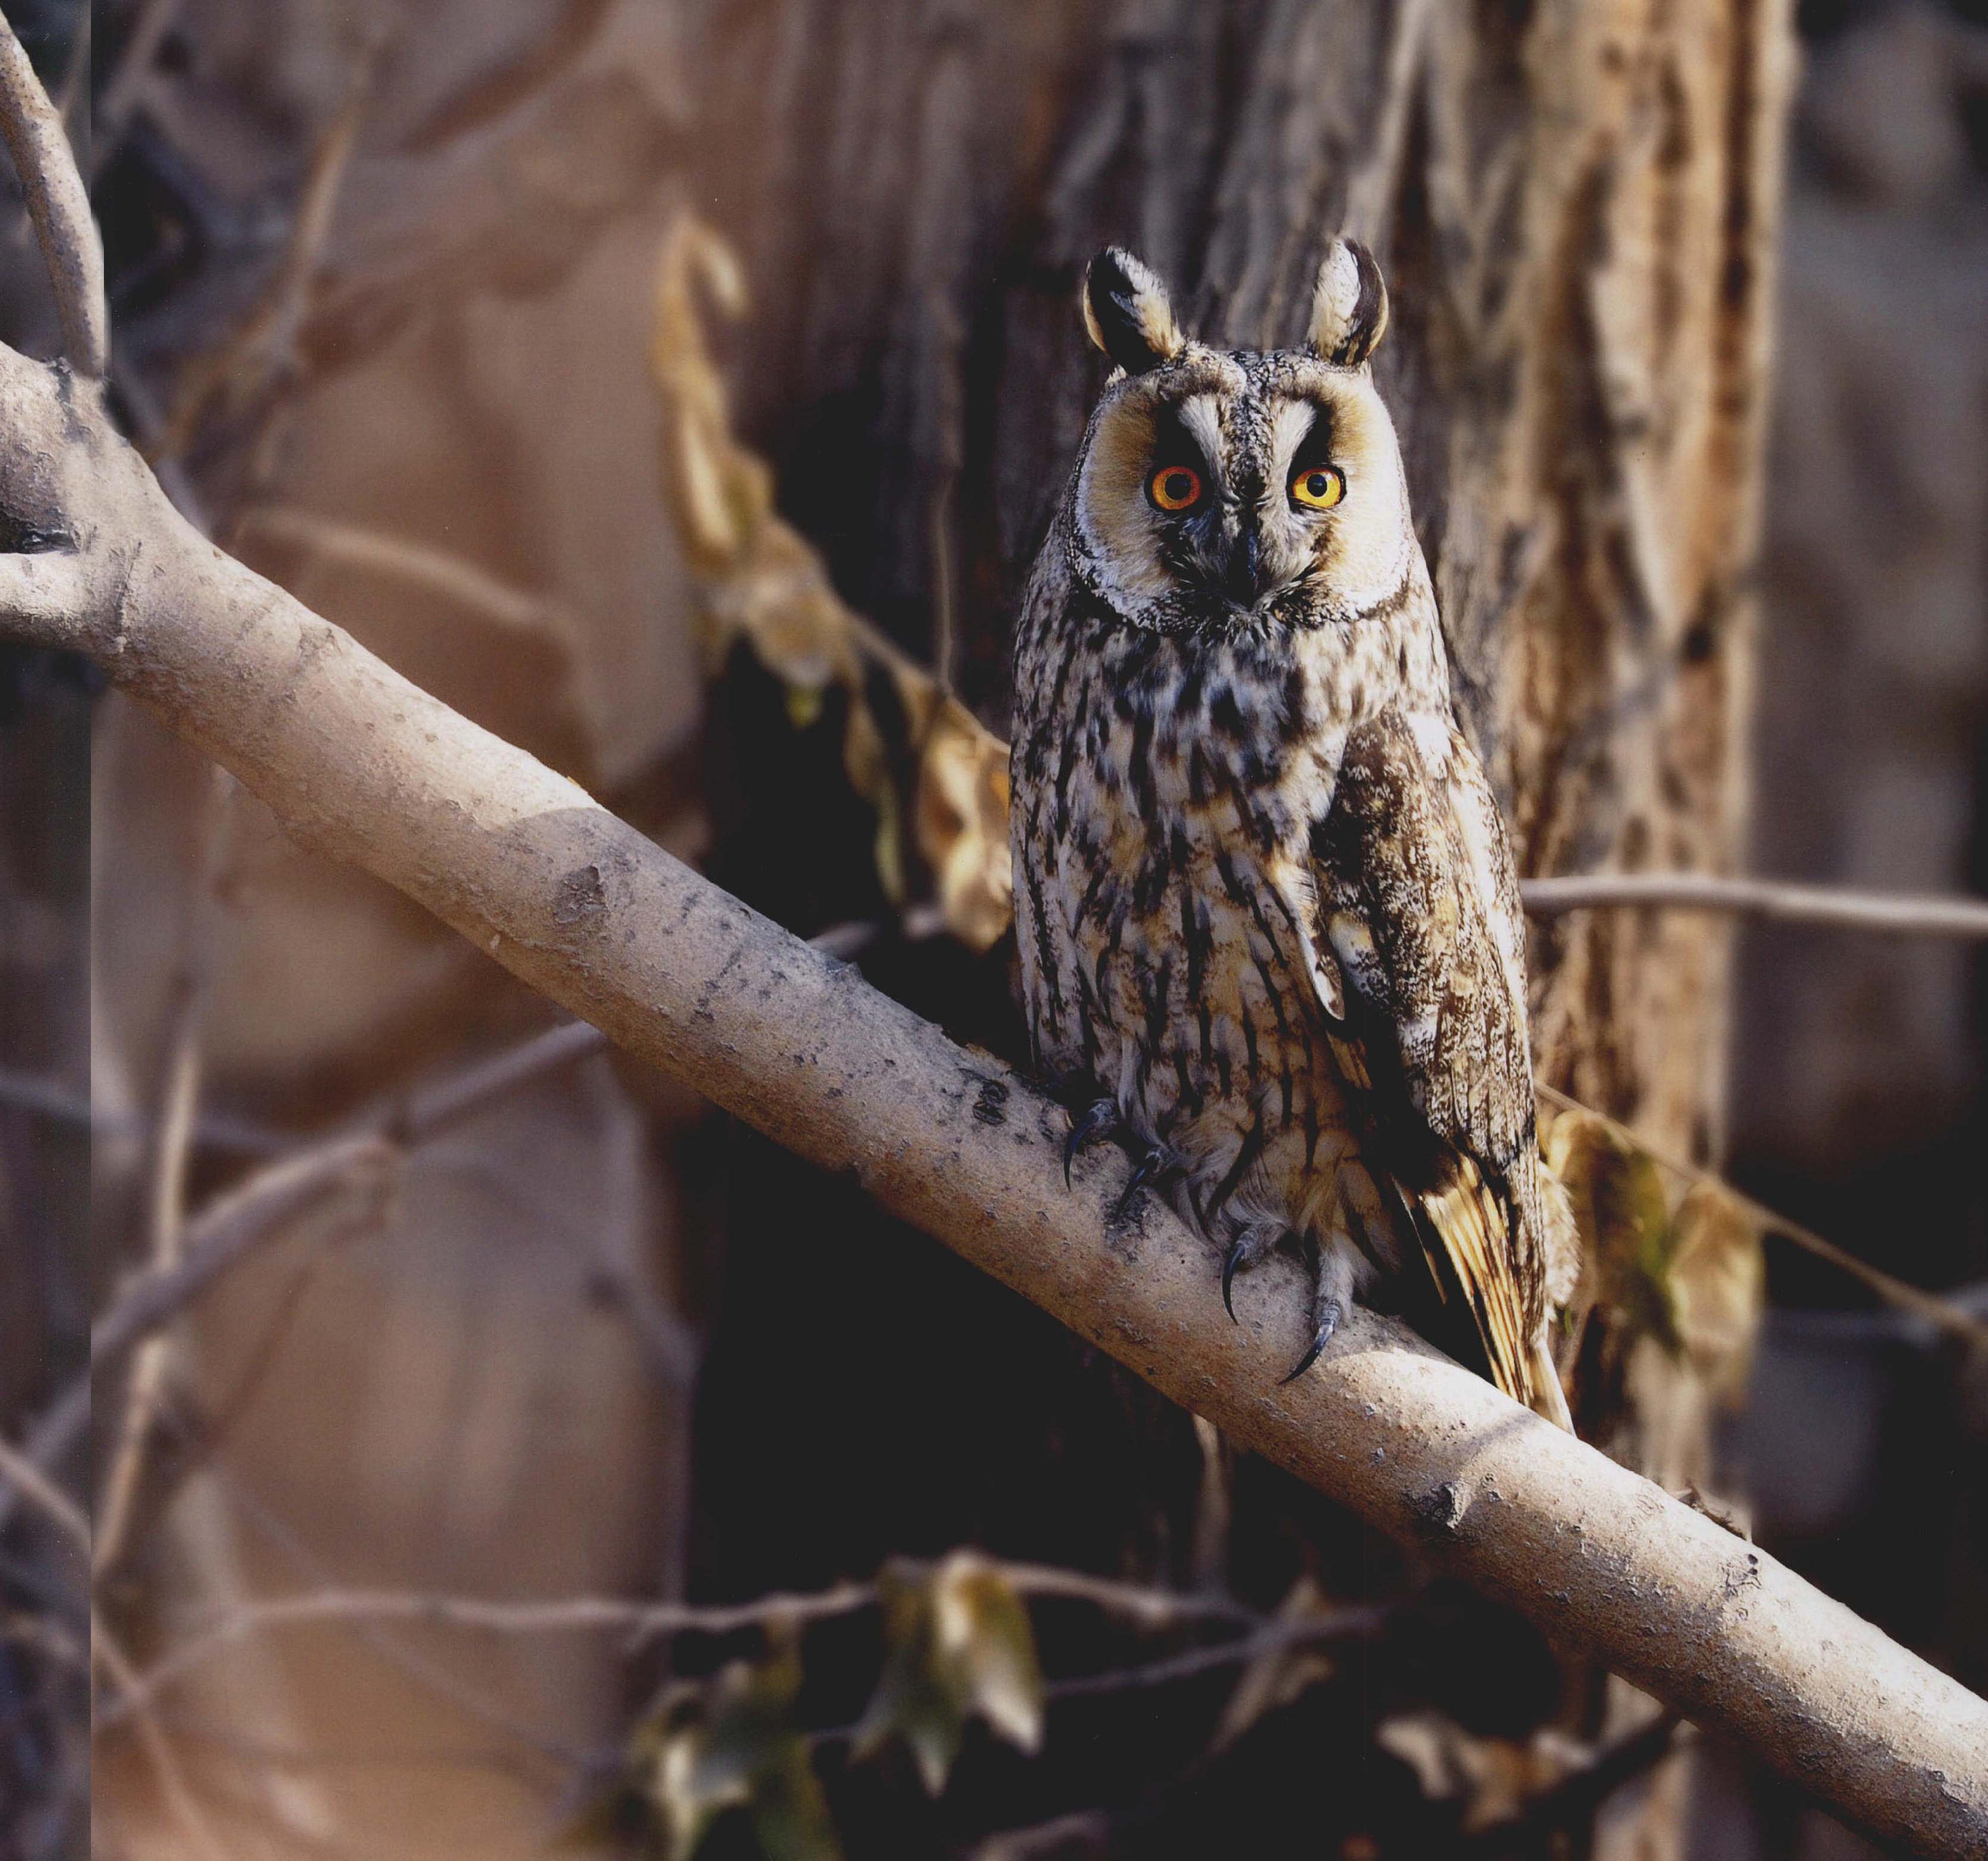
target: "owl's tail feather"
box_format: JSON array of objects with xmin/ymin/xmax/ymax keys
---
[{"xmin": 1408, "ymin": 1158, "xmax": 1574, "ymax": 1433}]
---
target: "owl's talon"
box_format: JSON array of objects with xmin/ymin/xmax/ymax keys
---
[
  {"xmin": 1222, "ymin": 1239, "xmax": 1246, "ymax": 1322},
  {"xmin": 1063, "ymin": 1098, "xmax": 1119, "ymax": 1187},
  {"xmin": 1280, "ymin": 1300, "xmax": 1342, "ymax": 1385},
  {"xmin": 1218, "ymin": 1225, "xmax": 1280, "ymax": 1320},
  {"xmin": 1112, "ymin": 1146, "xmax": 1171, "ymax": 1221}
]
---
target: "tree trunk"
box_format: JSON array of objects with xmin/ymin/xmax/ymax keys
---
[
  {"xmin": 679, "ymin": 0, "xmax": 1793, "ymax": 1850},
  {"xmin": 693, "ymin": 0, "xmax": 1790, "ymax": 1136}
]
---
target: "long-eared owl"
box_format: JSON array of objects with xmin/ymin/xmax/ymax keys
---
[{"xmin": 1009, "ymin": 241, "xmax": 1575, "ymax": 1427}]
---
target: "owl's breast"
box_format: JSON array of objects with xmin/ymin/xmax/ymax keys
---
[{"xmin": 1011, "ymin": 614, "xmax": 1358, "ymax": 1205}]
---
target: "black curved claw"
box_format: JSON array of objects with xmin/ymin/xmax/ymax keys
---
[
  {"xmin": 1112, "ymin": 1147, "xmax": 1166, "ymax": 1221},
  {"xmin": 1222, "ymin": 1238, "xmax": 1248, "ymax": 1323},
  {"xmin": 1280, "ymin": 1301, "xmax": 1342, "ymax": 1386},
  {"xmin": 1063, "ymin": 1098, "xmax": 1119, "ymax": 1187}
]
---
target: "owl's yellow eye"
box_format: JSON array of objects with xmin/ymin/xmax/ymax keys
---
[
  {"xmin": 1148, "ymin": 465, "xmax": 1204, "ymax": 512},
  {"xmin": 1290, "ymin": 465, "xmax": 1345, "ymax": 510}
]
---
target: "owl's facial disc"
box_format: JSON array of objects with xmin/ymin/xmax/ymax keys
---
[{"xmin": 1074, "ymin": 353, "xmax": 1413, "ymax": 630}]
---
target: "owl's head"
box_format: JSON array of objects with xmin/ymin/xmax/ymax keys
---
[{"xmin": 1065, "ymin": 241, "xmax": 1415, "ymax": 634}]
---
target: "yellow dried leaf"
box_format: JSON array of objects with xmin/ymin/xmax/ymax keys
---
[
  {"xmin": 785, "ymin": 683, "xmax": 825, "ymax": 732},
  {"xmin": 915, "ymin": 699, "xmax": 1015, "ymax": 954},
  {"xmin": 652, "ymin": 214, "xmax": 1021, "ymax": 952},
  {"xmin": 1544, "ymin": 1108, "xmax": 1677, "ymax": 1349},
  {"xmin": 856, "ymin": 1552, "xmax": 1043, "ymax": 1796},
  {"xmin": 1378, "ymin": 1709, "xmax": 1590, "ymax": 1835},
  {"xmin": 630, "ymin": 1636, "xmax": 842, "ymax": 1861},
  {"xmin": 931, "ymin": 1552, "xmax": 1045, "ymax": 1758},
  {"xmin": 1667, "ymin": 1181, "xmax": 1765, "ymax": 1404}
]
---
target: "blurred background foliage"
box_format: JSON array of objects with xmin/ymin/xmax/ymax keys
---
[{"xmin": 0, "ymin": 0, "xmax": 1985, "ymax": 1856}]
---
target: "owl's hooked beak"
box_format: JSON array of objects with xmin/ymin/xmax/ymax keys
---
[{"xmin": 1218, "ymin": 520, "xmax": 1267, "ymax": 608}]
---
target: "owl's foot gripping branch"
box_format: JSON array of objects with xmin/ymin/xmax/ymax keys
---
[{"xmin": 1, "ymin": 28, "xmax": 1983, "ymax": 1858}]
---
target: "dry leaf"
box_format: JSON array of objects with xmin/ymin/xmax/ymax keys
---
[
  {"xmin": 1666, "ymin": 1181, "xmax": 1766, "ymax": 1404},
  {"xmin": 651, "ymin": 215, "xmax": 1015, "ymax": 951},
  {"xmin": 1377, "ymin": 1709, "xmax": 1590, "ymax": 1835},
  {"xmin": 633, "ymin": 1634, "xmax": 843, "ymax": 1861},
  {"xmin": 1210, "ymin": 1574, "xmax": 1338, "ymax": 1753},
  {"xmin": 1544, "ymin": 1107, "xmax": 1678, "ymax": 1350},
  {"xmin": 856, "ymin": 1552, "xmax": 1045, "ymax": 1795},
  {"xmin": 914, "ymin": 696, "xmax": 1015, "ymax": 954}
]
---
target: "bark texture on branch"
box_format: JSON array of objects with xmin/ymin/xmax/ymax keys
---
[{"xmin": 2, "ymin": 356, "xmax": 1983, "ymax": 1854}]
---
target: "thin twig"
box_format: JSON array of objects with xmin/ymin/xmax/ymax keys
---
[
  {"xmin": 90, "ymin": 0, "xmax": 183, "ymax": 178},
  {"xmin": 182, "ymin": 1453, "xmax": 587, "ymax": 1775},
  {"xmin": 1, "ymin": 1610, "xmax": 86, "ymax": 1670},
  {"xmin": 0, "ymin": 1066, "xmax": 288, "ymax": 1155},
  {"xmin": 86, "ymin": 1019, "xmax": 602, "ymax": 1376},
  {"xmin": 103, "ymin": 1559, "xmax": 1270, "ymax": 1730},
  {"xmin": 1042, "ymin": 1607, "xmax": 1387, "ymax": 1701},
  {"xmin": 1538, "ymin": 1083, "xmax": 1988, "ymax": 1350},
  {"xmin": 0, "ymin": 1436, "xmax": 88, "ymax": 1566},
  {"xmin": 390, "ymin": 1019, "xmax": 607, "ymax": 1142},
  {"xmin": 91, "ymin": 1612, "xmax": 231, "ymax": 1861},
  {"xmin": 993, "ymin": 1559, "xmax": 1259, "ymax": 1630},
  {"xmin": 94, "ymin": 766, "xmax": 236, "ymax": 1580},
  {"xmin": 90, "ymin": 1134, "xmax": 395, "ymax": 1372},
  {"xmin": 1521, "ymin": 873, "xmax": 1988, "ymax": 939},
  {"xmin": 239, "ymin": 507, "xmax": 580, "ymax": 647},
  {"xmin": 972, "ymin": 1808, "xmax": 1114, "ymax": 1861},
  {"xmin": 149, "ymin": 40, "xmax": 375, "ymax": 470},
  {"xmin": 0, "ymin": 15, "xmax": 106, "ymax": 377},
  {"xmin": 0, "ymin": 1377, "xmax": 87, "ymax": 1538}
]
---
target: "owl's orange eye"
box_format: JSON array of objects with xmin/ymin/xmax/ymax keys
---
[
  {"xmin": 1148, "ymin": 465, "xmax": 1204, "ymax": 512},
  {"xmin": 1290, "ymin": 465, "xmax": 1345, "ymax": 510}
]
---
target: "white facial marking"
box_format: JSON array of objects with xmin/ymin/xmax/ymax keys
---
[{"xmin": 1176, "ymin": 395, "xmax": 1226, "ymax": 478}]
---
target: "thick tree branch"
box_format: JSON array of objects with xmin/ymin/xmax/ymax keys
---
[{"xmin": 0, "ymin": 356, "xmax": 1983, "ymax": 1856}]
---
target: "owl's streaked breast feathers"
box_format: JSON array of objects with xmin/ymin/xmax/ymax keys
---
[{"xmin": 1010, "ymin": 238, "xmax": 1573, "ymax": 1428}]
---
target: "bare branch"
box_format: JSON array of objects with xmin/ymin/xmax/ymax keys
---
[
  {"xmin": 387, "ymin": 1018, "xmax": 607, "ymax": 1141},
  {"xmin": 91, "ymin": 1613, "xmax": 231, "ymax": 1861},
  {"xmin": 1041, "ymin": 1610, "xmax": 1385, "ymax": 1701},
  {"xmin": 0, "ymin": 1378, "xmax": 87, "ymax": 1538},
  {"xmin": 0, "ymin": 1435, "xmax": 87, "ymax": 1567},
  {"xmin": 92, "ymin": 0, "xmax": 182, "ymax": 178},
  {"xmin": 94, "ymin": 766, "xmax": 235, "ymax": 1579},
  {"xmin": 240, "ymin": 506, "xmax": 579, "ymax": 646},
  {"xmin": 0, "ymin": 15, "xmax": 106, "ymax": 378},
  {"xmin": 86, "ymin": 1021, "xmax": 599, "ymax": 1368},
  {"xmin": 103, "ymin": 1558, "xmax": 1270, "ymax": 1729},
  {"xmin": 0, "ymin": 366, "xmax": 1984, "ymax": 1856},
  {"xmin": 89, "ymin": 1134, "xmax": 396, "ymax": 1372},
  {"xmin": 149, "ymin": 45, "xmax": 376, "ymax": 479},
  {"xmin": 1521, "ymin": 873, "xmax": 1988, "ymax": 939}
]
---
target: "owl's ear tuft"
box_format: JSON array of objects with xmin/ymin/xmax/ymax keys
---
[
  {"xmin": 1308, "ymin": 238, "xmax": 1389, "ymax": 367},
  {"xmin": 1082, "ymin": 248, "xmax": 1185, "ymax": 376}
]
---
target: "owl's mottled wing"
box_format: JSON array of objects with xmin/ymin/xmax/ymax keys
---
[{"xmin": 1307, "ymin": 709, "xmax": 1546, "ymax": 1409}]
